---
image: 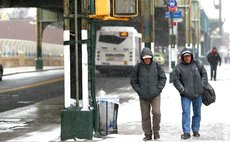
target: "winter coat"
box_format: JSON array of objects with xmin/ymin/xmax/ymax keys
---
[
  {"xmin": 172, "ymin": 49, "xmax": 208, "ymax": 99},
  {"xmin": 207, "ymin": 51, "xmax": 221, "ymax": 66},
  {"xmin": 130, "ymin": 48, "xmax": 167, "ymax": 100}
]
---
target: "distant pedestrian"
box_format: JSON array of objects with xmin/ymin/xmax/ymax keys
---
[
  {"xmin": 207, "ymin": 47, "xmax": 221, "ymax": 81},
  {"xmin": 172, "ymin": 48, "xmax": 208, "ymax": 139},
  {"xmin": 130, "ymin": 47, "xmax": 167, "ymax": 141}
]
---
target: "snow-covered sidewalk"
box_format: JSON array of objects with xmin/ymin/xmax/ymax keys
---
[
  {"xmin": 93, "ymin": 64, "xmax": 230, "ymax": 142},
  {"xmin": 5, "ymin": 64, "xmax": 230, "ymax": 142}
]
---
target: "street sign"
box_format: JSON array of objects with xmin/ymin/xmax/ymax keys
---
[
  {"xmin": 165, "ymin": 11, "xmax": 182, "ymax": 19},
  {"xmin": 167, "ymin": 0, "xmax": 177, "ymax": 12},
  {"xmin": 169, "ymin": 22, "xmax": 177, "ymax": 26}
]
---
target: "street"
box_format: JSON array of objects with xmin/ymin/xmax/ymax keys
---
[
  {"xmin": 0, "ymin": 68, "xmax": 64, "ymax": 142},
  {"xmin": 0, "ymin": 69, "xmax": 64, "ymax": 112}
]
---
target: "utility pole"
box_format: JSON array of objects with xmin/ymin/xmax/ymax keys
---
[
  {"xmin": 213, "ymin": 0, "xmax": 222, "ymax": 49},
  {"xmin": 36, "ymin": 8, "xmax": 43, "ymax": 70},
  {"xmin": 141, "ymin": 0, "xmax": 154, "ymax": 49},
  {"xmin": 219, "ymin": 0, "xmax": 222, "ymax": 36},
  {"xmin": 166, "ymin": 0, "xmax": 180, "ymax": 82},
  {"xmin": 191, "ymin": 0, "xmax": 200, "ymax": 58},
  {"xmin": 184, "ymin": 0, "xmax": 192, "ymax": 49},
  {"xmin": 63, "ymin": 0, "xmax": 71, "ymax": 109}
]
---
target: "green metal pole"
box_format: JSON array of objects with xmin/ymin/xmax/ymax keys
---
[
  {"xmin": 89, "ymin": 0, "xmax": 100, "ymax": 137},
  {"xmin": 36, "ymin": 8, "xmax": 43, "ymax": 70},
  {"xmin": 75, "ymin": 0, "xmax": 80, "ymax": 107},
  {"xmin": 143, "ymin": 0, "xmax": 152, "ymax": 48}
]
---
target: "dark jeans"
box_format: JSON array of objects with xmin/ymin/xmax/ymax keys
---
[{"xmin": 210, "ymin": 64, "xmax": 217, "ymax": 80}]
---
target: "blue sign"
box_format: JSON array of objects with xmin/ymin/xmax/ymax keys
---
[
  {"xmin": 165, "ymin": 11, "xmax": 182, "ymax": 19},
  {"xmin": 167, "ymin": 0, "xmax": 177, "ymax": 8}
]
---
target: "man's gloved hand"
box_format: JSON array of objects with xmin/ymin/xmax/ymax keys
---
[{"xmin": 219, "ymin": 63, "xmax": 221, "ymax": 66}]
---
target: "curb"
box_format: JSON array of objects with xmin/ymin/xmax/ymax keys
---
[{"xmin": 3, "ymin": 67, "xmax": 64, "ymax": 76}]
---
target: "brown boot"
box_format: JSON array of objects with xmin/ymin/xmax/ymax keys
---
[
  {"xmin": 143, "ymin": 135, "xmax": 152, "ymax": 141},
  {"xmin": 154, "ymin": 132, "xmax": 160, "ymax": 140}
]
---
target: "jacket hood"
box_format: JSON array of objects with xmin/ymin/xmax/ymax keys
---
[
  {"xmin": 140, "ymin": 47, "xmax": 153, "ymax": 59},
  {"xmin": 180, "ymin": 48, "xmax": 193, "ymax": 62}
]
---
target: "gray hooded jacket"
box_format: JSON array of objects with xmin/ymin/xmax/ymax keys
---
[
  {"xmin": 172, "ymin": 48, "xmax": 208, "ymax": 99},
  {"xmin": 130, "ymin": 48, "xmax": 167, "ymax": 100}
]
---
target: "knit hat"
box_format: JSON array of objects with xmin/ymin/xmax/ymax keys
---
[{"xmin": 181, "ymin": 50, "xmax": 192, "ymax": 56}]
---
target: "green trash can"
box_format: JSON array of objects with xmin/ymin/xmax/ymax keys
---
[{"xmin": 61, "ymin": 106, "xmax": 94, "ymax": 141}]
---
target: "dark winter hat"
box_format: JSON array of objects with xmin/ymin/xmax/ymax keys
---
[
  {"xmin": 181, "ymin": 49, "xmax": 192, "ymax": 56},
  {"xmin": 180, "ymin": 48, "xmax": 194, "ymax": 62},
  {"xmin": 182, "ymin": 52, "xmax": 191, "ymax": 56},
  {"xmin": 140, "ymin": 47, "xmax": 153, "ymax": 59}
]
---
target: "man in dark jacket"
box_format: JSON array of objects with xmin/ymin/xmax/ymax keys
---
[
  {"xmin": 130, "ymin": 47, "xmax": 167, "ymax": 141},
  {"xmin": 172, "ymin": 48, "xmax": 208, "ymax": 139},
  {"xmin": 207, "ymin": 47, "xmax": 221, "ymax": 81}
]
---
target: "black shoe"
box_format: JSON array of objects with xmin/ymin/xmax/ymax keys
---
[
  {"xmin": 154, "ymin": 132, "xmax": 160, "ymax": 140},
  {"xmin": 193, "ymin": 131, "xmax": 200, "ymax": 137},
  {"xmin": 181, "ymin": 133, "xmax": 191, "ymax": 139},
  {"xmin": 143, "ymin": 135, "xmax": 152, "ymax": 141}
]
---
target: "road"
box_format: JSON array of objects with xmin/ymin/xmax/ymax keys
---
[
  {"xmin": 0, "ymin": 70, "xmax": 64, "ymax": 112},
  {"xmin": 0, "ymin": 69, "xmax": 65, "ymax": 141}
]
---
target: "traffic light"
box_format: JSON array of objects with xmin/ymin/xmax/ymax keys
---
[
  {"xmin": 90, "ymin": 0, "xmax": 138, "ymax": 21},
  {"xmin": 95, "ymin": 0, "xmax": 110, "ymax": 16},
  {"xmin": 112, "ymin": 0, "xmax": 138, "ymax": 17}
]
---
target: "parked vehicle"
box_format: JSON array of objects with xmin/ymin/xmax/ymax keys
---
[{"xmin": 0, "ymin": 64, "xmax": 3, "ymax": 81}]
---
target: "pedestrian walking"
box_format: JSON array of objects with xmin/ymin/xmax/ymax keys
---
[
  {"xmin": 172, "ymin": 48, "xmax": 208, "ymax": 139},
  {"xmin": 207, "ymin": 47, "xmax": 221, "ymax": 81},
  {"xmin": 130, "ymin": 47, "xmax": 167, "ymax": 141}
]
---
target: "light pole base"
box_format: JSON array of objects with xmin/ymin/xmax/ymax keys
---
[
  {"xmin": 35, "ymin": 58, "xmax": 43, "ymax": 70},
  {"xmin": 61, "ymin": 107, "xmax": 94, "ymax": 141}
]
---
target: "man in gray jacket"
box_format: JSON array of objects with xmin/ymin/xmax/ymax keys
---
[
  {"xmin": 130, "ymin": 47, "xmax": 166, "ymax": 141},
  {"xmin": 172, "ymin": 48, "xmax": 208, "ymax": 139}
]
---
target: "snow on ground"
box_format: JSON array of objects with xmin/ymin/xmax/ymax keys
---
[
  {"xmin": 5, "ymin": 64, "xmax": 230, "ymax": 142},
  {"xmin": 93, "ymin": 64, "xmax": 230, "ymax": 142}
]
